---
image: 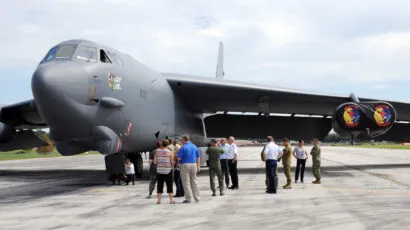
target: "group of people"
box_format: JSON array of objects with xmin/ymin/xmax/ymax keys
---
[
  {"xmin": 123, "ymin": 135, "xmax": 322, "ymax": 204},
  {"xmin": 147, "ymin": 135, "xmax": 202, "ymax": 204},
  {"xmin": 145, "ymin": 135, "xmax": 240, "ymax": 204},
  {"xmin": 262, "ymin": 136, "xmax": 322, "ymax": 194}
]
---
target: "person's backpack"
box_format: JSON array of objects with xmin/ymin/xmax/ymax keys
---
[{"xmin": 260, "ymin": 147, "xmax": 265, "ymax": 161}]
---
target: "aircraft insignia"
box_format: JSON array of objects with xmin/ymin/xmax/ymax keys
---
[{"xmin": 108, "ymin": 73, "xmax": 122, "ymax": 91}]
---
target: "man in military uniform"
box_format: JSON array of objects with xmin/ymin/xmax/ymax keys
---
[
  {"xmin": 282, "ymin": 138, "xmax": 292, "ymax": 189},
  {"xmin": 206, "ymin": 139, "xmax": 225, "ymax": 196},
  {"xmin": 311, "ymin": 138, "xmax": 321, "ymax": 184}
]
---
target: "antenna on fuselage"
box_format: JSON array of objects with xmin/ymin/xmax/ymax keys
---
[{"xmin": 215, "ymin": 41, "xmax": 224, "ymax": 79}]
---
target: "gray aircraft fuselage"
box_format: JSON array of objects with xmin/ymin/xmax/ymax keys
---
[{"xmin": 32, "ymin": 39, "xmax": 206, "ymax": 156}]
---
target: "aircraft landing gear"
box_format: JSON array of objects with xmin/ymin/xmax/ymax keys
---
[
  {"xmin": 127, "ymin": 152, "xmax": 144, "ymax": 178},
  {"xmin": 135, "ymin": 153, "xmax": 143, "ymax": 178},
  {"xmin": 104, "ymin": 153, "xmax": 126, "ymax": 184}
]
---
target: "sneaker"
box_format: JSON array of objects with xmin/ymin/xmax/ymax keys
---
[
  {"xmin": 182, "ymin": 200, "xmax": 191, "ymax": 204},
  {"xmin": 146, "ymin": 194, "xmax": 152, "ymax": 199}
]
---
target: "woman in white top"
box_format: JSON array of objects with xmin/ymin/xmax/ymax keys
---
[{"xmin": 292, "ymin": 139, "xmax": 308, "ymax": 183}]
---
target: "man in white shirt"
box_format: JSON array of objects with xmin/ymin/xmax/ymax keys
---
[
  {"xmin": 219, "ymin": 138, "xmax": 231, "ymax": 188},
  {"xmin": 263, "ymin": 136, "xmax": 283, "ymax": 194},
  {"xmin": 292, "ymin": 139, "xmax": 308, "ymax": 183},
  {"xmin": 124, "ymin": 158, "xmax": 135, "ymax": 185},
  {"xmin": 227, "ymin": 136, "xmax": 239, "ymax": 190}
]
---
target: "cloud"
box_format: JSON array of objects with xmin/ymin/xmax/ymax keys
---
[{"xmin": 1, "ymin": 0, "xmax": 410, "ymax": 103}]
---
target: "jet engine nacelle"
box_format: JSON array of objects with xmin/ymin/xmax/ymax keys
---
[
  {"xmin": 332, "ymin": 101, "xmax": 396, "ymax": 138},
  {"xmin": 0, "ymin": 122, "xmax": 14, "ymax": 142}
]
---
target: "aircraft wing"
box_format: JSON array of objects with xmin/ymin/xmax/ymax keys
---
[
  {"xmin": 165, "ymin": 74, "xmax": 351, "ymax": 116},
  {"xmin": 165, "ymin": 74, "xmax": 410, "ymax": 141},
  {"xmin": 0, "ymin": 99, "xmax": 49, "ymax": 151},
  {"xmin": 0, "ymin": 99, "xmax": 47, "ymax": 128}
]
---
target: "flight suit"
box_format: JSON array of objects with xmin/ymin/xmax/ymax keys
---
[
  {"xmin": 311, "ymin": 144, "xmax": 321, "ymax": 183},
  {"xmin": 282, "ymin": 145, "xmax": 292, "ymax": 188},
  {"xmin": 206, "ymin": 146, "xmax": 225, "ymax": 195}
]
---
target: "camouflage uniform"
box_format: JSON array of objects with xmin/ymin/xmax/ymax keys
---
[
  {"xmin": 282, "ymin": 145, "xmax": 293, "ymax": 188},
  {"xmin": 148, "ymin": 149, "xmax": 157, "ymax": 196},
  {"xmin": 206, "ymin": 146, "xmax": 225, "ymax": 195},
  {"xmin": 311, "ymin": 144, "xmax": 321, "ymax": 182}
]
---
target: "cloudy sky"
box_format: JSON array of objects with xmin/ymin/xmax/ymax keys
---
[{"xmin": 2, "ymin": 0, "xmax": 410, "ymax": 104}]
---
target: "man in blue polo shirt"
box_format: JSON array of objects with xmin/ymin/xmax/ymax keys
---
[{"xmin": 177, "ymin": 135, "xmax": 201, "ymax": 203}]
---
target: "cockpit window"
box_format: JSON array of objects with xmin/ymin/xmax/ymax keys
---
[
  {"xmin": 100, "ymin": 49, "xmax": 112, "ymax": 63},
  {"xmin": 74, "ymin": 46, "xmax": 97, "ymax": 62},
  {"xmin": 41, "ymin": 45, "xmax": 76, "ymax": 63},
  {"xmin": 56, "ymin": 45, "xmax": 76, "ymax": 58},
  {"xmin": 42, "ymin": 46, "xmax": 58, "ymax": 63}
]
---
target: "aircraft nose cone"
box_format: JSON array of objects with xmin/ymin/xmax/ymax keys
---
[
  {"xmin": 32, "ymin": 65, "xmax": 57, "ymax": 92},
  {"xmin": 32, "ymin": 62, "xmax": 88, "ymax": 96},
  {"xmin": 31, "ymin": 62, "xmax": 91, "ymax": 139}
]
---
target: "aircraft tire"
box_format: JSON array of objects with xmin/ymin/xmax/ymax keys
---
[{"xmin": 135, "ymin": 153, "xmax": 143, "ymax": 178}]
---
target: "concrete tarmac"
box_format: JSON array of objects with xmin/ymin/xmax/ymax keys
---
[{"xmin": 1, "ymin": 146, "xmax": 410, "ymax": 230}]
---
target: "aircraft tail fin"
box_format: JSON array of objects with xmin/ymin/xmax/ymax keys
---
[{"xmin": 215, "ymin": 41, "xmax": 224, "ymax": 79}]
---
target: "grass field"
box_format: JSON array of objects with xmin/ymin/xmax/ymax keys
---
[
  {"xmin": 331, "ymin": 143, "xmax": 410, "ymax": 150},
  {"xmin": 0, "ymin": 150, "xmax": 99, "ymax": 161}
]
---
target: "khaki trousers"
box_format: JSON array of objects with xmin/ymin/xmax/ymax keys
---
[{"xmin": 180, "ymin": 163, "xmax": 200, "ymax": 202}]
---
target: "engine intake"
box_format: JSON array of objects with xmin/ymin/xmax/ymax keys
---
[{"xmin": 332, "ymin": 101, "xmax": 396, "ymax": 138}]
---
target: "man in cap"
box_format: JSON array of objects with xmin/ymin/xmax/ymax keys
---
[
  {"xmin": 206, "ymin": 139, "xmax": 225, "ymax": 196},
  {"xmin": 311, "ymin": 138, "xmax": 322, "ymax": 184},
  {"xmin": 281, "ymin": 138, "xmax": 293, "ymax": 189}
]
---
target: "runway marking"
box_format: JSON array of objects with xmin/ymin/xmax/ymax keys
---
[{"xmin": 325, "ymin": 187, "xmax": 410, "ymax": 197}]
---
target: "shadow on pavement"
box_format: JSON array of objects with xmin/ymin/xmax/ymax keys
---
[
  {"xmin": 1, "ymin": 163, "xmax": 408, "ymax": 203},
  {"xmin": 0, "ymin": 169, "xmax": 150, "ymax": 204},
  {"xmin": 236, "ymin": 163, "xmax": 410, "ymax": 175}
]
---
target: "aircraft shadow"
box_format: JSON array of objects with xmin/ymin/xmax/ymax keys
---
[
  {"xmin": 1, "ymin": 163, "xmax": 408, "ymax": 203},
  {"xmin": 0, "ymin": 169, "xmax": 149, "ymax": 204},
  {"xmin": 235, "ymin": 163, "xmax": 410, "ymax": 177}
]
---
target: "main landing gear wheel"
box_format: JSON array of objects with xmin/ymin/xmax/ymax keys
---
[{"xmin": 135, "ymin": 153, "xmax": 143, "ymax": 178}]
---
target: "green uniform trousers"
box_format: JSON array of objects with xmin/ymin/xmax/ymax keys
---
[
  {"xmin": 312, "ymin": 160, "xmax": 321, "ymax": 180},
  {"xmin": 209, "ymin": 164, "xmax": 223, "ymax": 193},
  {"xmin": 282, "ymin": 162, "xmax": 292, "ymax": 184}
]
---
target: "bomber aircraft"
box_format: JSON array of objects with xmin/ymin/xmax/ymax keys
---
[{"xmin": 1, "ymin": 39, "xmax": 410, "ymax": 176}]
